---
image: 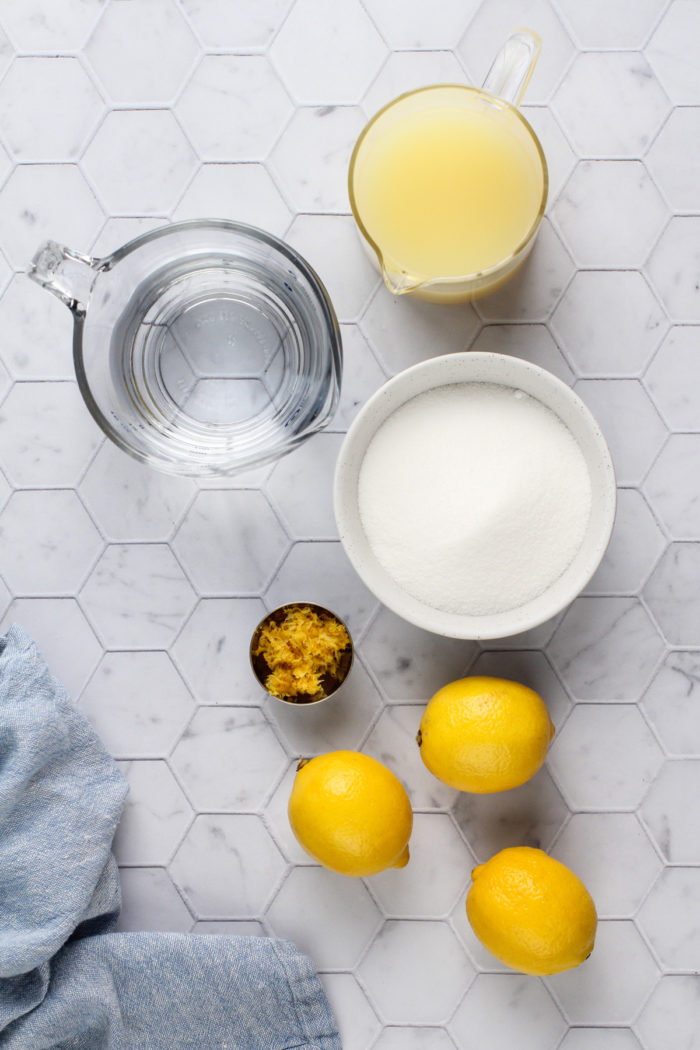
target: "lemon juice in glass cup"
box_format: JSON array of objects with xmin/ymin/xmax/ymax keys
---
[{"xmin": 349, "ymin": 30, "xmax": 548, "ymax": 302}]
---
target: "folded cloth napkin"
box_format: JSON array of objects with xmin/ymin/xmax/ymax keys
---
[{"xmin": 0, "ymin": 625, "xmax": 341, "ymax": 1050}]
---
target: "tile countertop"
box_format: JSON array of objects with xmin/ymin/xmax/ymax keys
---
[{"xmin": 0, "ymin": 0, "xmax": 698, "ymax": 1047}]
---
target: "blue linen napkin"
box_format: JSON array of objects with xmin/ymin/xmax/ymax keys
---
[{"xmin": 0, "ymin": 624, "xmax": 340, "ymax": 1050}]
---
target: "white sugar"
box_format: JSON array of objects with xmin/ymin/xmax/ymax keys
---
[{"xmin": 358, "ymin": 382, "xmax": 592, "ymax": 616}]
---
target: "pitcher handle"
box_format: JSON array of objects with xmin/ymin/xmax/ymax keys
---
[
  {"xmin": 28, "ymin": 241, "xmax": 102, "ymax": 316},
  {"xmin": 481, "ymin": 28, "xmax": 541, "ymax": 107}
]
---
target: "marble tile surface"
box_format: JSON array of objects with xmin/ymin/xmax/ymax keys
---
[{"xmin": 0, "ymin": 1, "xmax": 698, "ymax": 1047}]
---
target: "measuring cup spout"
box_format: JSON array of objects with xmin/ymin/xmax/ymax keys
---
[
  {"xmin": 482, "ymin": 28, "xmax": 542, "ymax": 107},
  {"xmin": 381, "ymin": 261, "xmax": 424, "ymax": 297},
  {"xmin": 28, "ymin": 241, "xmax": 101, "ymax": 315}
]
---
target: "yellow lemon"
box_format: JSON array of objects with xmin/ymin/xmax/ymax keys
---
[
  {"xmin": 288, "ymin": 750, "xmax": 412, "ymax": 877},
  {"xmin": 417, "ymin": 676, "xmax": 554, "ymax": 793},
  {"xmin": 467, "ymin": 846, "xmax": 597, "ymax": 975}
]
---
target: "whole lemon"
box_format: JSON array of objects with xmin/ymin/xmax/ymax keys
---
[
  {"xmin": 467, "ymin": 846, "xmax": 597, "ymax": 975},
  {"xmin": 288, "ymin": 750, "xmax": 412, "ymax": 877},
  {"xmin": 417, "ymin": 676, "xmax": 554, "ymax": 793}
]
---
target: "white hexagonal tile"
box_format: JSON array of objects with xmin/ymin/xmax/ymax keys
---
[
  {"xmin": 553, "ymin": 161, "xmax": 667, "ymax": 270},
  {"xmin": 362, "ymin": 49, "xmax": 466, "ymax": 117},
  {"xmin": 584, "ymin": 490, "xmax": 665, "ymax": 595},
  {"xmin": 552, "ymin": 813, "xmax": 661, "ymax": 918},
  {"xmin": 0, "ymin": 164, "xmax": 104, "ymax": 269},
  {"xmin": 558, "ymin": 0, "xmax": 666, "ymax": 47},
  {"xmin": 266, "ymin": 867, "xmax": 381, "ymax": 968},
  {"xmin": 449, "ymin": 890, "xmax": 512, "ymax": 974},
  {"xmin": 90, "ymin": 215, "xmax": 166, "ymax": 257},
  {"xmin": 360, "ymin": 285, "xmax": 479, "ymax": 374},
  {"xmin": 328, "ymin": 324, "xmax": 387, "ymax": 433},
  {"xmin": 364, "ymin": 1, "xmax": 474, "ymax": 49},
  {"xmin": 285, "ymin": 214, "xmax": 379, "ymax": 323},
  {"xmin": 547, "ymin": 921, "xmax": 659, "ymax": 1025},
  {"xmin": 455, "ymin": 974, "xmax": 570, "ymax": 1050},
  {"xmin": 457, "ymin": 0, "xmax": 574, "ymax": 102},
  {"xmin": 452, "ymin": 975, "xmax": 565, "ymax": 1049},
  {"xmin": 113, "ymin": 759, "xmax": 193, "ymax": 865},
  {"xmin": 80, "ymin": 442, "xmax": 194, "ymax": 542},
  {"xmin": 0, "ymin": 597, "xmax": 101, "ymax": 698},
  {"xmin": 551, "ymin": 271, "xmax": 666, "ymax": 378},
  {"xmin": 647, "ymin": 217, "xmax": 700, "ymax": 322},
  {"xmin": 548, "ymin": 705, "xmax": 663, "ymax": 810},
  {"xmin": 267, "ymin": 432, "xmax": 342, "ymax": 540},
  {"xmin": 635, "ymin": 975, "xmax": 700, "ymax": 1050},
  {"xmin": 86, "ymin": 0, "xmax": 198, "ymax": 104},
  {"xmin": 0, "ymin": 0, "xmax": 105, "ymax": 50},
  {"xmin": 574, "ymin": 379, "xmax": 667, "ymax": 486},
  {"xmin": 173, "ymin": 490, "xmax": 288, "ymax": 595},
  {"xmin": 170, "ymin": 813, "xmax": 286, "ymax": 917},
  {"xmin": 637, "ymin": 867, "xmax": 700, "ymax": 970},
  {"xmin": 373, "ymin": 1029, "xmax": 457, "ymax": 1050},
  {"xmin": 644, "ymin": 543, "xmax": 700, "ymax": 645},
  {"xmin": 266, "ymin": 655, "xmax": 382, "ymax": 755},
  {"xmin": 320, "ymin": 974, "xmax": 381, "ymax": 1050},
  {"xmin": 359, "ymin": 920, "xmax": 474, "ymax": 1024},
  {"xmin": 468, "ymin": 650, "xmax": 570, "ymax": 730},
  {"xmin": 176, "ymin": 55, "xmax": 291, "ymax": 162},
  {"xmin": 81, "ymin": 110, "xmax": 197, "ymax": 214},
  {"xmin": 80, "ymin": 543, "xmax": 196, "ymax": 648},
  {"xmin": 115, "ymin": 866, "xmax": 193, "ymax": 933},
  {"xmin": 267, "ymin": 105, "xmax": 366, "ymax": 213},
  {"xmin": 559, "ymin": 1030, "xmax": 643, "ymax": 1050},
  {"xmin": 0, "ymin": 57, "xmax": 104, "ymax": 161},
  {"xmin": 0, "ymin": 489, "xmax": 102, "ymax": 595},
  {"xmin": 549, "ymin": 597, "xmax": 665, "ymax": 701},
  {"xmin": 476, "ymin": 612, "xmax": 563, "ymax": 652},
  {"xmin": 0, "ymin": 275, "xmax": 74, "ymax": 380},
  {"xmin": 641, "ymin": 760, "xmax": 700, "ymax": 862},
  {"xmin": 520, "ymin": 106, "xmax": 577, "ymax": 205},
  {"xmin": 647, "ymin": 109, "xmax": 700, "ymax": 212},
  {"xmin": 361, "ymin": 606, "xmax": 474, "ymax": 703},
  {"xmin": 171, "ymin": 706, "xmax": 286, "ymax": 811},
  {"xmin": 645, "ymin": 327, "xmax": 700, "ymax": 431},
  {"xmin": 172, "ymin": 163, "xmax": 292, "ymax": 236},
  {"xmin": 271, "ymin": 0, "xmax": 386, "ymax": 105},
  {"xmin": 371, "ymin": 813, "xmax": 473, "ymax": 918},
  {"xmin": 552, "ymin": 53, "xmax": 669, "ymax": 158},
  {"xmin": 0, "ymin": 381, "xmax": 101, "ymax": 487},
  {"xmin": 266, "ymin": 541, "xmax": 378, "ymax": 636},
  {"xmin": 0, "ymin": 467, "xmax": 11, "ymax": 514},
  {"xmin": 80, "ymin": 651, "xmax": 194, "ymax": 758},
  {"xmin": 471, "ymin": 323, "xmax": 574, "ymax": 383},
  {"xmin": 474, "ymin": 219, "xmax": 575, "ymax": 323},
  {"xmin": 644, "ymin": 435, "xmax": 700, "ymax": 539},
  {"xmin": 645, "ymin": 0, "xmax": 700, "ymax": 104},
  {"xmin": 363, "ymin": 706, "xmax": 456, "ymax": 811},
  {"xmin": 192, "ymin": 920, "xmax": 266, "ymax": 936},
  {"xmin": 452, "ymin": 768, "xmax": 569, "ymax": 862},
  {"xmin": 179, "ymin": 0, "xmax": 291, "ymax": 49},
  {"xmin": 0, "ymin": 26, "xmax": 11, "ymax": 82},
  {"xmin": 264, "ymin": 762, "xmax": 316, "ymax": 866},
  {"xmin": 171, "ymin": 597, "xmax": 267, "ymax": 703},
  {"xmin": 640, "ymin": 651, "xmax": 700, "ymax": 757}
]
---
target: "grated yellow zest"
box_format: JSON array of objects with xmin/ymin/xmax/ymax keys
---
[{"xmin": 254, "ymin": 606, "xmax": 350, "ymax": 700}]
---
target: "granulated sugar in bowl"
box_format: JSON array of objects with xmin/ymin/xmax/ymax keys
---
[{"xmin": 334, "ymin": 352, "xmax": 616, "ymax": 640}]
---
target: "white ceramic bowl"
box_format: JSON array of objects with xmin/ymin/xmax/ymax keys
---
[{"xmin": 334, "ymin": 352, "xmax": 616, "ymax": 640}]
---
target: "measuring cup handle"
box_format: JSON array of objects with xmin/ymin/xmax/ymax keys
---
[
  {"xmin": 481, "ymin": 29, "xmax": 541, "ymax": 107},
  {"xmin": 28, "ymin": 241, "xmax": 101, "ymax": 315}
]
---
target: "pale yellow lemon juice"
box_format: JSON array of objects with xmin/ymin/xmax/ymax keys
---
[{"xmin": 349, "ymin": 32, "xmax": 548, "ymax": 302}]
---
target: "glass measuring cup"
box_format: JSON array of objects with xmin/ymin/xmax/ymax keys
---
[
  {"xmin": 28, "ymin": 220, "xmax": 342, "ymax": 476},
  {"xmin": 348, "ymin": 30, "xmax": 548, "ymax": 303}
]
